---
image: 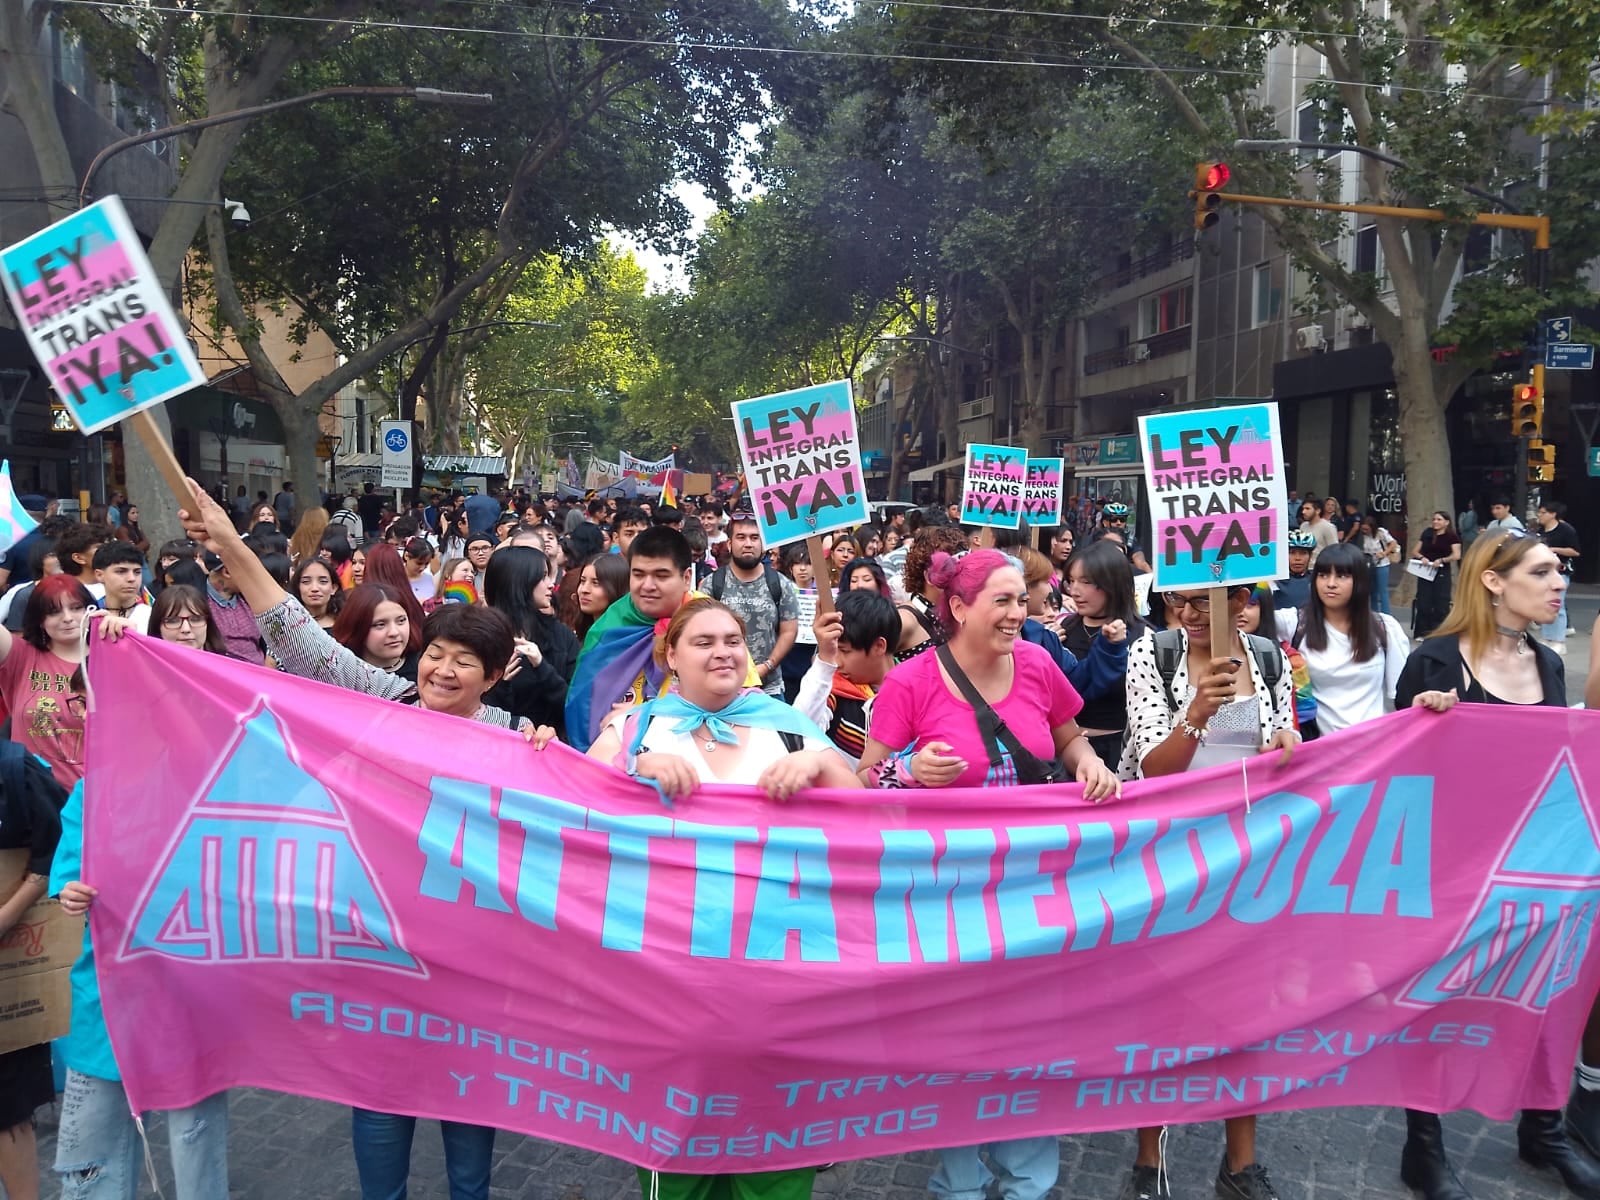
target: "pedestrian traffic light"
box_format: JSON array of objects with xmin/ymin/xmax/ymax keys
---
[
  {"xmin": 1528, "ymin": 439, "xmax": 1556, "ymax": 483},
  {"xmin": 1510, "ymin": 382, "xmax": 1544, "ymax": 438},
  {"xmin": 1191, "ymin": 162, "xmax": 1230, "ymax": 231}
]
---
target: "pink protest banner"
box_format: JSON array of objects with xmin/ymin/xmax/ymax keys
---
[
  {"xmin": 1138, "ymin": 402, "xmax": 1288, "ymax": 589},
  {"xmin": 86, "ymin": 635, "xmax": 1600, "ymax": 1171}
]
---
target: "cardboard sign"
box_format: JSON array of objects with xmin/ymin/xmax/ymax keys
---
[
  {"xmin": 0, "ymin": 196, "xmax": 205, "ymax": 434},
  {"xmin": 1023, "ymin": 457, "xmax": 1064, "ymax": 527},
  {"xmin": 0, "ymin": 849, "xmax": 83, "ymax": 1054},
  {"xmin": 960, "ymin": 442, "xmax": 1026, "ymax": 528},
  {"xmin": 1138, "ymin": 402, "xmax": 1288, "ymax": 589},
  {"xmin": 733, "ymin": 379, "xmax": 868, "ymax": 547}
]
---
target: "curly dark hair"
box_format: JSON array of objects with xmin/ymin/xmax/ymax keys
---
[{"xmin": 903, "ymin": 526, "xmax": 970, "ymax": 600}]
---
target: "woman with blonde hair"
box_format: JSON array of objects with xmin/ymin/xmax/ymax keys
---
[
  {"xmin": 1394, "ymin": 527, "xmax": 1594, "ymax": 1200},
  {"xmin": 288, "ymin": 506, "xmax": 329, "ymax": 565}
]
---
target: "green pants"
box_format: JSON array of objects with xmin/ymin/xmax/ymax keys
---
[{"xmin": 635, "ymin": 1166, "xmax": 817, "ymax": 1200}]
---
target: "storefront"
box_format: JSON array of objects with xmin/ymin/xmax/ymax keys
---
[
  {"xmin": 1054, "ymin": 433, "xmax": 1145, "ymax": 540},
  {"xmin": 167, "ymin": 387, "xmax": 288, "ymax": 506}
]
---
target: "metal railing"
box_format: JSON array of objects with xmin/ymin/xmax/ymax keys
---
[
  {"xmin": 1094, "ymin": 241, "xmax": 1195, "ymax": 292},
  {"xmin": 1082, "ymin": 326, "xmax": 1192, "ymax": 376}
]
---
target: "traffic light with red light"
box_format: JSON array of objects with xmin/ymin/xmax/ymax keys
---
[
  {"xmin": 1510, "ymin": 382, "xmax": 1544, "ymax": 438},
  {"xmin": 1191, "ymin": 162, "xmax": 1230, "ymax": 231},
  {"xmin": 1528, "ymin": 439, "xmax": 1556, "ymax": 484}
]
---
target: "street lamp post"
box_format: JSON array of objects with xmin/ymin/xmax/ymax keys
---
[{"xmin": 79, "ymin": 85, "xmax": 494, "ymax": 206}]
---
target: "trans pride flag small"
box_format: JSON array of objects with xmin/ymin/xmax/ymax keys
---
[{"xmin": 0, "ymin": 461, "xmax": 38, "ymax": 555}]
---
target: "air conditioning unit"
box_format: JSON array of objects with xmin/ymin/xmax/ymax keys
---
[
  {"xmin": 1345, "ymin": 307, "xmax": 1371, "ymax": 330},
  {"xmin": 959, "ymin": 398, "xmax": 994, "ymax": 421},
  {"xmin": 1295, "ymin": 325, "xmax": 1327, "ymax": 351},
  {"xmin": 1132, "ymin": 343, "xmax": 1153, "ymax": 362}
]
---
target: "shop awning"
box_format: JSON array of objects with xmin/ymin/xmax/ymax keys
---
[
  {"xmin": 423, "ymin": 455, "xmax": 505, "ymax": 475},
  {"xmin": 909, "ymin": 455, "xmax": 965, "ymax": 482}
]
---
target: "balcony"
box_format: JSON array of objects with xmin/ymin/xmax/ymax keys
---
[
  {"xmin": 1095, "ymin": 241, "xmax": 1194, "ymax": 292},
  {"xmin": 1083, "ymin": 326, "xmax": 1192, "ymax": 377}
]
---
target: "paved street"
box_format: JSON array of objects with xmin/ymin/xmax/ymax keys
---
[
  {"xmin": 26, "ymin": 587, "xmax": 1598, "ymax": 1199},
  {"xmin": 30, "ymin": 1086, "xmax": 1582, "ymax": 1199}
]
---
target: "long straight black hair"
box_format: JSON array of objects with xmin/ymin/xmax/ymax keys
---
[
  {"xmin": 1065, "ymin": 540, "xmax": 1142, "ymax": 628},
  {"xmin": 1304, "ymin": 541, "xmax": 1383, "ymax": 661}
]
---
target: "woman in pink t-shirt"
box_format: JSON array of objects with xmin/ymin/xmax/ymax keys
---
[
  {"xmin": 856, "ymin": 549, "xmax": 1117, "ymax": 1200},
  {"xmin": 0, "ymin": 574, "xmax": 101, "ymax": 789}
]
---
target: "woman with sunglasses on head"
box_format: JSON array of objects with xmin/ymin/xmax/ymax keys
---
[
  {"xmin": 1393, "ymin": 527, "xmax": 1597, "ymax": 1200},
  {"xmin": 1119, "ymin": 582, "xmax": 1297, "ymax": 1200},
  {"xmin": 1272, "ymin": 542, "xmax": 1406, "ymax": 738}
]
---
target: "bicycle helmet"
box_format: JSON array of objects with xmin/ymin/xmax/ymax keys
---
[
  {"xmin": 1287, "ymin": 529, "xmax": 1316, "ymax": 549},
  {"xmin": 1101, "ymin": 502, "xmax": 1130, "ymax": 520}
]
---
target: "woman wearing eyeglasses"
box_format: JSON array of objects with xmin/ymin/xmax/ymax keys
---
[
  {"xmin": 1393, "ymin": 529, "xmax": 1599, "ymax": 1200},
  {"xmin": 147, "ymin": 584, "xmax": 230, "ymax": 654},
  {"xmin": 1118, "ymin": 583, "xmax": 1297, "ymax": 1200}
]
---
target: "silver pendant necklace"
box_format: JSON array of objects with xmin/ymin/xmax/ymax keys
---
[{"xmin": 1495, "ymin": 624, "xmax": 1528, "ymax": 655}]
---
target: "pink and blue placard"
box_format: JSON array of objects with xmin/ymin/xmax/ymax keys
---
[
  {"xmin": 733, "ymin": 380, "xmax": 867, "ymax": 547},
  {"xmin": 0, "ymin": 196, "xmax": 205, "ymax": 435},
  {"xmin": 960, "ymin": 443, "xmax": 1026, "ymax": 528},
  {"xmin": 1022, "ymin": 457, "xmax": 1064, "ymax": 527},
  {"xmin": 1137, "ymin": 402, "xmax": 1289, "ymax": 590}
]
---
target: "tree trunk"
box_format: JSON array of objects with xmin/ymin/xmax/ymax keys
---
[
  {"xmin": 274, "ymin": 397, "xmax": 325, "ymax": 521},
  {"xmin": 1391, "ymin": 331, "xmax": 1453, "ymax": 547}
]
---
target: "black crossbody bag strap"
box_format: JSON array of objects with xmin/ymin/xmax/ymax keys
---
[{"xmin": 935, "ymin": 645, "xmax": 1064, "ymax": 784}]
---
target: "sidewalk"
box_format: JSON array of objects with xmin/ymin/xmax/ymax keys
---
[{"xmin": 1388, "ymin": 598, "xmax": 1590, "ymax": 705}]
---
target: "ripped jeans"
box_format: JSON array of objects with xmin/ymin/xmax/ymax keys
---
[{"xmin": 54, "ymin": 1070, "xmax": 229, "ymax": 1200}]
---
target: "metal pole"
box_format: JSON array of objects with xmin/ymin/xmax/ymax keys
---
[{"xmin": 79, "ymin": 86, "xmax": 494, "ymax": 206}]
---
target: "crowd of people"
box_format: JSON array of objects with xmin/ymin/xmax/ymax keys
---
[{"xmin": 0, "ymin": 475, "xmax": 1594, "ymax": 1200}]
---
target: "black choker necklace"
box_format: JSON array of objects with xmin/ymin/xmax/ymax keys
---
[{"xmin": 1495, "ymin": 623, "xmax": 1529, "ymax": 654}]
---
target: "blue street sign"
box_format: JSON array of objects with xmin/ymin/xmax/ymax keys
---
[
  {"xmin": 384, "ymin": 427, "xmax": 410, "ymax": 453},
  {"xmin": 1546, "ymin": 342, "xmax": 1596, "ymax": 370},
  {"xmin": 1546, "ymin": 316, "xmax": 1574, "ymax": 344},
  {"xmin": 1589, "ymin": 447, "xmax": 1600, "ymax": 478}
]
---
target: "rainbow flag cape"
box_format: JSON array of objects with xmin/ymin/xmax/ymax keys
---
[{"xmin": 566, "ymin": 594, "xmax": 662, "ymax": 751}]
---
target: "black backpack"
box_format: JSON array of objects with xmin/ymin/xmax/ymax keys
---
[
  {"xmin": 1149, "ymin": 628, "xmax": 1285, "ymax": 717},
  {"xmin": 706, "ymin": 563, "xmax": 784, "ymax": 609},
  {"xmin": 0, "ymin": 741, "xmax": 69, "ymax": 877}
]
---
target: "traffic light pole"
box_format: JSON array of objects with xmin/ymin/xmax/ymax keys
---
[{"xmin": 1212, "ymin": 188, "xmax": 1555, "ymax": 513}]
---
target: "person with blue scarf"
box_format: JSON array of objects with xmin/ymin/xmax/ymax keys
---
[
  {"xmin": 587, "ymin": 597, "xmax": 859, "ymax": 805},
  {"xmin": 586, "ymin": 597, "xmax": 858, "ymax": 1200}
]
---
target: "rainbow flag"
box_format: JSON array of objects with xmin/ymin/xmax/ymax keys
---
[
  {"xmin": 658, "ymin": 475, "xmax": 677, "ymax": 509},
  {"xmin": 441, "ymin": 579, "xmax": 478, "ymax": 606}
]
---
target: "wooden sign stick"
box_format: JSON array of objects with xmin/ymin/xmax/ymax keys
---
[
  {"xmin": 805, "ymin": 534, "xmax": 836, "ymax": 616},
  {"xmin": 1208, "ymin": 585, "xmax": 1233, "ymax": 657},
  {"xmin": 127, "ymin": 409, "xmax": 199, "ymax": 520}
]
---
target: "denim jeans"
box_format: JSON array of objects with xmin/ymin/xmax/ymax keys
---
[
  {"xmin": 1370, "ymin": 562, "xmax": 1392, "ymax": 615},
  {"xmin": 54, "ymin": 1069, "xmax": 228, "ymax": 1200},
  {"xmin": 929, "ymin": 1137, "xmax": 1060, "ymax": 1200},
  {"xmin": 350, "ymin": 1108, "xmax": 496, "ymax": 1200}
]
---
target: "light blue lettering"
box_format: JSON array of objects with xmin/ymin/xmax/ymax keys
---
[
  {"xmin": 1295, "ymin": 784, "xmax": 1371, "ymax": 915},
  {"xmin": 995, "ymin": 825, "xmax": 1069, "ymax": 959},
  {"xmin": 1350, "ymin": 776, "xmax": 1434, "ymax": 918},
  {"xmin": 418, "ymin": 778, "xmax": 511, "ymax": 913},
  {"xmin": 498, "ymin": 788, "xmax": 588, "ymax": 928},
  {"xmin": 746, "ymin": 828, "xmax": 839, "ymax": 961},
  {"xmin": 1230, "ymin": 792, "xmax": 1321, "ymax": 923},
  {"xmin": 1149, "ymin": 815, "xmax": 1240, "ymax": 937},
  {"xmin": 1066, "ymin": 820, "xmax": 1158, "ymax": 949},
  {"xmin": 875, "ymin": 828, "xmax": 997, "ymax": 963},
  {"xmin": 587, "ymin": 811, "xmax": 675, "ymax": 952},
  {"xmin": 672, "ymin": 819, "xmax": 760, "ymax": 958}
]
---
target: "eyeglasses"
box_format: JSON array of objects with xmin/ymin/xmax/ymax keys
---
[
  {"xmin": 161, "ymin": 614, "xmax": 203, "ymax": 629},
  {"xmin": 1162, "ymin": 592, "xmax": 1213, "ymax": 613}
]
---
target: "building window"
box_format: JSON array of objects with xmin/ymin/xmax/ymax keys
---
[
  {"xmin": 1355, "ymin": 225, "xmax": 1379, "ymax": 276},
  {"xmin": 1252, "ymin": 264, "xmax": 1280, "ymax": 328},
  {"xmin": 1139, "ymin": 288, "xmax": 1190, "ymax": 338},
  {"xmin": 1295, "ymin": 102, "xmax": 1343, "ymax": 161}
]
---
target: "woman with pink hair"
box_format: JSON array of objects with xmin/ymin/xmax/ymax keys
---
[{"xmin": 855, "ymin": 548, "xmax": 1117, "ymax": 1200}]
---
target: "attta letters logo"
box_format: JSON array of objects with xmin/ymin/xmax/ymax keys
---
[{"xmin": 120, "ymin": 703, "xmax": 423, "ymax": 976}]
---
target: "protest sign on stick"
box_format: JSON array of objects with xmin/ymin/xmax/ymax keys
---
[
  {"xmin": 733, "ymin": 379, "xmax": 866, "ymax": 614},
  {"xmin": 960, "ymin": 443, "xmax": 1026, "ymax": 528},
  {"xmin": 0, "ymin": 197, "xmax": 206, "ymax": 514},
  {"xmin": 1137, "ymin": 402, "xmax": 1289, "ymax": 641},
  {"xmin": 1022, "ymin": 457, "xmax": 1064, "ymax": 528}
]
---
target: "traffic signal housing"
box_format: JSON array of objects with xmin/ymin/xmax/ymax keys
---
[
  {"xmin": 1511, "ymin": 382, "xmax": 1544, "ymax": 439},
  {"xmin": 1191, "ymin": 162, "xmax": 1230, "ymax": 231},
  {"xmin": 1528, "ymin": 439, "xmax": 1556, "ymax": 484}
]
